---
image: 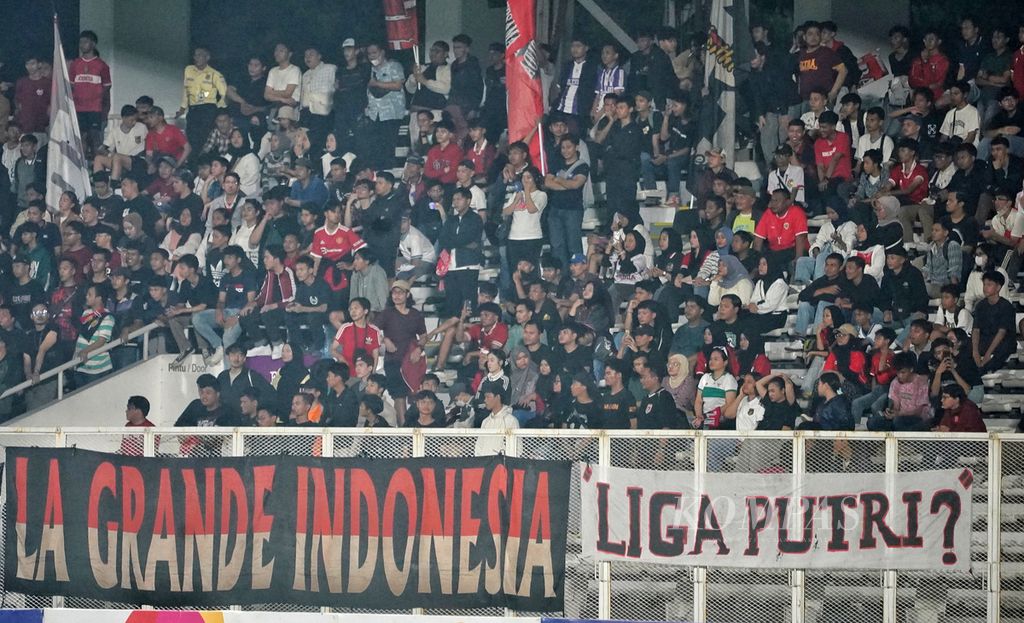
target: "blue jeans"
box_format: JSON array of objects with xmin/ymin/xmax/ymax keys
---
[
  {"xmin": 548, "ymin": 208, "xmax": 584, "ymax": 269},
  {"xmin": 867, "ymin": 413, "xmax": 930, "ymax": 432},
  {"xmin": 666, "ymin": 154, "xmax": 688, "ymax": 199},
  {"xmin": 794, "ymin": 248, "xmax": 832, "ymax": 284},
  {"xmin": 640, "ymin": 151, "xmax": 657, "ymax": 190},
  {"xmin": 796, "ymin": 301, "xmax": 829, "ymax": 335},
  {"xmin": 851, "ymin": 385, "xmax": 888, "ymax": 419},
  {"xmin": 192, "ymin": 308, "xmax": 242, "ymax": 350}
]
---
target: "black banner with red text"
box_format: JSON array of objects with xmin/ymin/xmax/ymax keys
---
[{"xmin": 3, "ymin": 448, "xmax": 569, "ymax": 610}]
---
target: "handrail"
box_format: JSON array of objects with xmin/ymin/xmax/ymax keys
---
[{"xmin": 0, "ymin": 321, "xmax": 163, "ymax": 400}]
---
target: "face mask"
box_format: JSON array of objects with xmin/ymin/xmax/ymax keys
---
[
  {"xmin": 975, "ymin": 255, "xmax": 985, "ymax": 267},
  {"xmin": 370, "ymin": 57, "xmax": 383, "ymax": 67}
]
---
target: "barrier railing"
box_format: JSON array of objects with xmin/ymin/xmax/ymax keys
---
[
  {"xmin": 0, "ymin": 322, "xmax": 163, "ymax": 401},
  {"xmin": 0, "ymin": 427, "xmax": 1014, "ymax": 622}
]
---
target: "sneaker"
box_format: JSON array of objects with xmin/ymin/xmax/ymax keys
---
[
  {"xmin": 205, "ymin": 346, "xmax": 223, "ymax": 366},
  {"xmin": 271, "ymin": 343, "xmax": 284, "ymax": 359},
  {"xmin": 173, "ymin": 347, "xmax": 194, "ymax": 364},
  {"xmin": 246, "ymin": 345, "xmax": 272, "ymax": 357}
]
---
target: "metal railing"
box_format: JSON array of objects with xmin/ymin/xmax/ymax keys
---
[
  {"xmin": 0, "ymin": 427, "xmax": 1016, "ymax": 621},
  {"xmin": 0, "ymin": 322, "xmax": 162, "ymax": 401}
]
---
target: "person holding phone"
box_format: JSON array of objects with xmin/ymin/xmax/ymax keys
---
[{"xmin": 867, "ymin": 352, "xmax": 930, "ymax": 431}]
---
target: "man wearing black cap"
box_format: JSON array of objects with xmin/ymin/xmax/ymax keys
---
[{"xmin": 601, "ymin": 359, "xmax": 637, "ymax": 429}]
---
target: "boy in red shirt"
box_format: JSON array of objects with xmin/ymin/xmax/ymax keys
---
[
  {"xmin": 883, "ymin": 138, "xmax": 930, "ymax": 243},
  {"xmin": 814, "ymin": 111, "xmax": 852, "ymax": 194},
  {"xmin": 424, "ymin": 119, "xmax": 464, "ymax": 186},
  {"xmin": 69, "ymin": 31, "xmax": 111, "ymax": 156},
  {"xmin": 854, "ymin": 327, "xmax": 897, "ymax": 420}
]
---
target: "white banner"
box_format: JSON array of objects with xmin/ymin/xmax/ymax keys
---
[
  {"xmin": 580, "ymin": 463, "xmax": 973, "ymax": 571},
  {"xmin": 46, "ymin": 17, "xmax": 92, "ymax": 214}
]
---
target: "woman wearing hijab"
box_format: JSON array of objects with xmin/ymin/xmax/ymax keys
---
[
  {"xmin": 746, "ymin": 255, "xmax": 789, "ymax": 333},
  {"xmin": 715, "ymin": 226, "xmax": 734, "ymax": 256},
  {"xmin": 871, "ymin": 196, "xmax": 905, "ymax": 251},
  {"xmin": 610, "ymin": 229, "xmax": 650, "ymax": 311},
  {"xmin": 823, "ymin": 324, "xmax": 870, "ymax": 399},
  {"xmin": 227, "ymin": 128, "xmax": 262, "ymax": 197},
  {"xmin": 274, "ymin": 341, "xmax": 309, "ymax": 408},
  {"xmin": 852, "ymin": 220, "xmax": 886, "ymax": 281},
  {"xmin": 229, "ymin": 198, "xmax": 265, "ymax": 266},
  {"xmin": 664, "ymin": 353, "xmax": 697, "ymax": 425},
  {"xmin": 695, "ymin": 326, "xmax": 740, "ymax": 377},
  {"xmin": 160, "ymin": 204, "xmax": 203, "ymax": 260},
  {"xmin": 509, "ymin": 346, "xmax": 541, "ymax": 425},
  {"xmin": 118, "ymin": 213, "xmax": 156, "ymax": 257},
  {"xmin": 736, "ymin": 332, "xmax": 771, "ymax": 377},
  {"xmin": 652, "ymin": 228, "xmax": 685, "ymax": 283},
  {"xmin": 795, "ymin": 197, "xmax": 856, "ymax": 283},
  {"xmin": 708, "ymin": 254, "xmax": 753, "ymax": 306}
]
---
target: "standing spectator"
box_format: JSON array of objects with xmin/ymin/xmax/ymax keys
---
[
  {"xmin": 284, "ymin": 256, "xmax": 328, "ymax": 351},
  {"xmin": 976, "ymin": 27, "xmax": 1013, "ymax": 126},
  {"xmin": 955, "ymin": 16, "xmax": 987, "ymax": 85},
  {"xmin": 239, "ymin": 245, "xmax": 296, "ymax": 359},
  {"xmin": 971, "ymin": 270, "xmax": 1017, "ymax": 373},
  {"xmin": 884, "ymin": 139, "xmax": 930, "ymax": 243},
  {"xmin": 749, "ymin": 41, "xmax": 799, "ymax": 167},
  {"xmin": 69, "ymin": 30, "xmax": 111, "ymax": 157},
  {"xmin": 592, "ymin": 44, "xmax": 625, "ymax": 121},
  {"xmin": 406, "ymin": 41, "xmax": 451, "ymax": 120},
  {"xmin": 502, "ymin": 168, "xmax": 548, "ymax": 285},
  {"xmin": 13, "ymin": 55, "xmax": 50, "ymax": 135},
  {"xmin": 299, "ymin": 46, "xmax": 336, "ymax": 150},
  {"xmin": 225, "ymin": 55, "xmax": 269, "ymax": 134},
  {"xmin": 438, "ymin": 188, "xmax": 483, "ymax": 319},
  {"xmin": 447, "ymin": 34, "xmax": 483, "ymax": 142},
  {"xmin": 361, "ymin": 42, "xmax": 406, "ymax": 170},
  {"xmin": 423, "ymin": 120, "xmax": 463, "ymax": 187},
  {"xmin": 552, "ymin": 37, "xmax": 597, "ymax": 134},
  {"xmin": 333, "ymin": 39, "xmax": 370, "ymax": 154},
  {"xmin": 602, "ymin": 95, "xmax": 643, "ymax": 218},
  {"xmin": 349, "ymin": 248, "xmax": 388, "ymax": 313},
  {"xmin": 74, "ymin": 283, "xmax": 115, "ymax": 388},
  {"xmin": 796, "ymin": 22, "xmax": 847, "ymax": 105},
  {"xmin": 627, "ymin": 28, "xmax": 674, "ymax": 110},
  {"xmin": 264, "ymin": 43, "xmax": 302, "ymax": 121},
  {"xmin": 480, "ymin": 43, "xmax": 507, "ymax": 144},
  {"xmin": 177, "ymin": 46, "xmax": 227, "ymax": 154},
  {"xmin": 360, "ymin": 173, "xmax": 403, "ymax": 276},
  {"xmin": 544, "ymin": 136, "xmax": 589, "ymax": 268},
  {"xmin": 880, "ymin": 246, "xmax": 929, "ymax": 336}
]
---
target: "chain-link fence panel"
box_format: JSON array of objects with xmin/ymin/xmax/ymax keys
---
[
  {"xmin": 243, "ymin": 432, "xmax": 322, "ymax": 457},
  {"xmin": 64, "ymin": 430, "xmax": 133, "ymax": 455},
  {"xmin": 518, "ymin": 433, "xmax": 600, "ymax": 619},
  {"xmin": 607, "ymin": 434, "xmax": 695, "ymax": 621},
  {"xmin": 803, "ymin": 436, "xmax": 886, "ymax": 623},
  {"xmin": 704, "ymin": 434, "xmax": 794, "ymax": 623},
  {"xmin": 1003, "ymin": 438, "xmax": 1024, "ymax": 621},
  {"xmin": 156, "ymin": 431, "xmax": 233, "ymax": 458},
  {"xmin": 896, "ymin": 438, "xmax": 988, "ymax": 622},
  {"xmin": 423, "ymin": 431, "xmax": 497, "ymax": 459},
  {"xmin": 332, "ymin": 432, "xmax": 414, "ymax": 459}
]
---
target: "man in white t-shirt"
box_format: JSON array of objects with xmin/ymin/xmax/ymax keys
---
[
  {"xmin": 396, "ymin": 213, "xmax": 437, "ymax": 281},
  {"xmin": 940, "ymin": 81, "xmax": 981, "ymax": 146},
  {"xmin": 93, "ymin": 104, "xmax": 148, "ymax": 181},
  {"xmin": 456, "ymin": 160, "xmax": 486, "ymax": 214},
  {"xmin": 264, "ymin": 42, "xmax": 302, "ymax": 123}
]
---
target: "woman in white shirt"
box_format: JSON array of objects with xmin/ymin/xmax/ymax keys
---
[
  {"xmin": 227, "ymin": 129, "xmax": 262, "ymax": 197},
  {"xmin": 794, "ymin": 200, "xmax": 856, "ymax": 283},
  {"xmin": 746, "ymin": 256, "xmax": 790, "ymax": 333},
  {"xmin": 502, "ymin": 167, "xmax": 548, "ymax": 272},
  {"xmin": 610, "ymin": 229, "xmax": 651, "ymax": 311},
  {"xmin": 851, "ymin": 221, "xmax": 885, "ymax": 281},
  {"xmin": 230, "ymin": 198, "xmax": 263, "ymax": 266}
]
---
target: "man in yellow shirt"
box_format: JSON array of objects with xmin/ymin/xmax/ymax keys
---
[{"xmin": 177, "ymin": 46, "xmax": 227, "ymax": 155}]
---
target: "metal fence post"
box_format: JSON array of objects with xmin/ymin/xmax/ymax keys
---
[
  {"xmin": 598, "ymin": 431, "xmax": 612, "ymax": 620},
  {"xmin": 988, "ymin": 436, "xmax": 1002, "ymax": 623},
  {"xmin": 883, "ymin": 434, "xmax": 899, "ymax": 623},
  {"xmin": 791, "ymin": 433, "xmax": 806, "ymax": 623},
  {"xmin": 693, "ymin": 431, "xmax": 707, "ymax": 623}
]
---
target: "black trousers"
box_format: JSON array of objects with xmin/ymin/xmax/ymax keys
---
[
  {"xmin": 443, "ymin": 269, "xmax": 479, "ymax": 319},
  {"xmin": 239, "ymin": 307, "xmax": 287, "ymax": 346},
  {"xmin": 357, "ymin": 118, "xmax": 402, "ymax": 171},
  {"xmin": 284, "ymin": 311, "xmax": 326, "ymax": 349},
  {"xmin": 604, "ymin": 171, "xmax": 639, "ymax": 218},
  {"xmin": 301, "ymin": 110, "xmax": 332, "ymax": 153},
  {"xmin": 186, "ymin": 103, "xmax": 219, "ymax": 154}
]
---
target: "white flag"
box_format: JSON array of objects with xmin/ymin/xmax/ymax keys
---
[{"xmin": 46, "ymin": 17, "xmax": 91, "ymax": 214}]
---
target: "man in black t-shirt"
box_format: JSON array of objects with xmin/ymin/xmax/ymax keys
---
[
  {"xmin": 755, "ymin": 374, "xmax": 798, "ymax": 430},
  {"xmin": 175, "ymin": 374, "xmax": 244, "ymax": 427},
  {"xmin": 166, "ymin": 254, "xmax": 218, "ymax": 361},
  {"xmin": 637, "ymin": 364, "xmax": 684, "ymax": 429},
  {"xmin": 521, "ymin": 320, "xmax": 555, "ymax": 368},
  {"xmin": 286, "ymin": 255, "xmax": 328, "ymax": 351},
  {"xmin": 553, "ymin": 321, "xmax": 592, "ymax": 376},
  {"xmin": 564, "ymin": 373, "xmax": 602, "ymax": 429},
  {"xmin": 600, "ymin": 359, "xmax": 636, "ymax": 429},
  {"xmin": 972, "ymin": 271, "xmax": 1018, "ymax": 373},
  {"xmin": 544, "ymin": 135, "xmax": 590, "ymax": 269}
]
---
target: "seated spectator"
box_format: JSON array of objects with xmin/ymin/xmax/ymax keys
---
[
  {"xmin": 980, "ymin": 88, "xmax": 1024, "ymax": 159},
  {"xmin": 332, "ymin": 297, "xmax": 382, "ymax": 368},
  {"xmin": 287, "ymin": 392, "xmax": 317, "ymax": 427},
  {"xmin": 175, "ymin": 373, "xmax": 244, "ymax": 426},
  {"xmin": 753, "ymin": 188, "xmax": 808, "ymax": 272},
  {"xmin": 924, "ymin": 220, "xmax": 964, "ymax": 297},
  {"xmin": 879, "ymin": 246, "xmax": 929, "ymax": 338},
  {"xmin": 765, "ymin": 144, "xmax": 805, "ymax": 206},
  {"xmin": 217, "ymin": 343, "xmax": 278, "ymax": 415},
  {"xmin": 964, "ymin": 242, "xmax": 1010, "ymax": 311},
  {"xmin": 637, "ymin": 362, "xmax": 686, "ymax": 429},
  {"xmin": 273, "ymin": 342, "xmax": 309, "ymax": 411},
  {"xmin": 796, "ymin": 253, "xmax": 846, "ymax": 335},
  {"xmin": 931, "ymin": 284, "xmax": 974, "ymax": 338},
  {"xmin": 601, "ymin": 359, "xmax": 637, "ymax": 429},
  {"xmin": 323, "ymin": 361, "xmax": 358, "ymax": 426},
  {"xmin": 814, "ymin": 371, "xmax": 855, "ymax": 431},
  {"xmin": 753, "ymin": 373, "xmax": 798, "ymax": 430},
  {"xmin": 971, "ymin": 270, "xmax": 1018, "ymax": 373},
  {"xmin": 745, "ymin": 256, "xmax": 789, "ymax": 332},
  {"xmin": 74, "ymin": 282, "xmax": 116, "ymax": 387},
  {"xmin": 671, "ymin": 296, "xmax": 710, "ymax": 362},
  {"xmin": 239, "ymin": 245, "xmax": 296, "ymax": 359},
  {"xmin": 192, "ymin": 245, "xmax": 256, "ymax": 365},
  {"xmin": 852, "ymin": 327, "xmax": 896, "ymax": 418},
  {"xmin": 735, "ymin": 332, "xmax": 771, "ymax": 377},
  {"xmin": 396, "ymin": 212, "xmax": 436, "ymax": 282},
  {"xmin": 694, "ymin": 346, "xmax": 738, "ymax": 429},
  {"xmin": 939, "ymin": 81, "xmax": 981, "ymax": 146},
  {"xmin": 708, "ymin": 255, "xmax": 753, "ymax": 307},
  {"xmin": 868, "ymin": 352, "xmax": 931, "ymax": 431},
  {"xmin": 934, "ymin": 384, "xmax": 986, "ymax": 432},
  {"xmin": 0, "ymin": 335, "xmax": 25, "ymax": 420},
  {"xmin": 795, "ymin": 199, "xmax": 855, "ymax": 284},
  {"xmin": 800, "ymin": 305, "xmax": 843, "ymax": 397},
  {"xmin": 870, "ymin": 196, "xmax": 905, "ymax": 250}
]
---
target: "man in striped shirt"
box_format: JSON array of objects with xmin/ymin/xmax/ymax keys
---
[{"xmin": 239, "ymin": 245, "xmax": 296, "ymax": 359}]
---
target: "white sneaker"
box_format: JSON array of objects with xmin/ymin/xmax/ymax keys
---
[
  {"xmin": 271, "ymin": 343, "xmax": 283, "ymax": 360},
  {"xmin": 205, "ymin": 346, "xmax": 223, "ymax": 366},
  {"xmin": 247, "ymin": 345, "xmax": 272, "ymax": 357}
]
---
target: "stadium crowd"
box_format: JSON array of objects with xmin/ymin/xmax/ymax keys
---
[{"xmin": 0, "ymin": 17, "xmax": 1021, "ymax": 443}]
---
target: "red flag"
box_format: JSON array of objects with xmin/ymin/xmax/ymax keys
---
[
  {"xmin": 383, "ymin": 0, "xmax": 418, "ymax": 50},
  {"xmin": 505, "ymin": 0, "xmax": 546, "ymax": 174}
]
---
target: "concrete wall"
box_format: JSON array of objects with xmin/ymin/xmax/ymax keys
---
[
  {"xmin": 79, "ymin": 0, "xmax": 191, "ymax": 116},
  {"xmin": 6, "ymin": 354, "xmax": 215, "ymax": 429},
  {"xmin": 793, "ymin": 0, "xmax": 910, "ymax": 51},
  {"xmin": 425, "ymin": 0, "xmax": 505, "ymax": 61}
]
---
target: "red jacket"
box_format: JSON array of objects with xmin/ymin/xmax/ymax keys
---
[
  {"xmin": 909, "ymin": 53, "xmax": 950, "ymax": 101},
  {"xmin": 255, "ymin": 267, "xmax": 296, "ymax": 309},
  {"xmin": 939, "ymin": 401, "xmax": 987, "ymax": 432},
  {"xmin": 425, "ymin": 142, "xmax": 464, "ymax": 185}
]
